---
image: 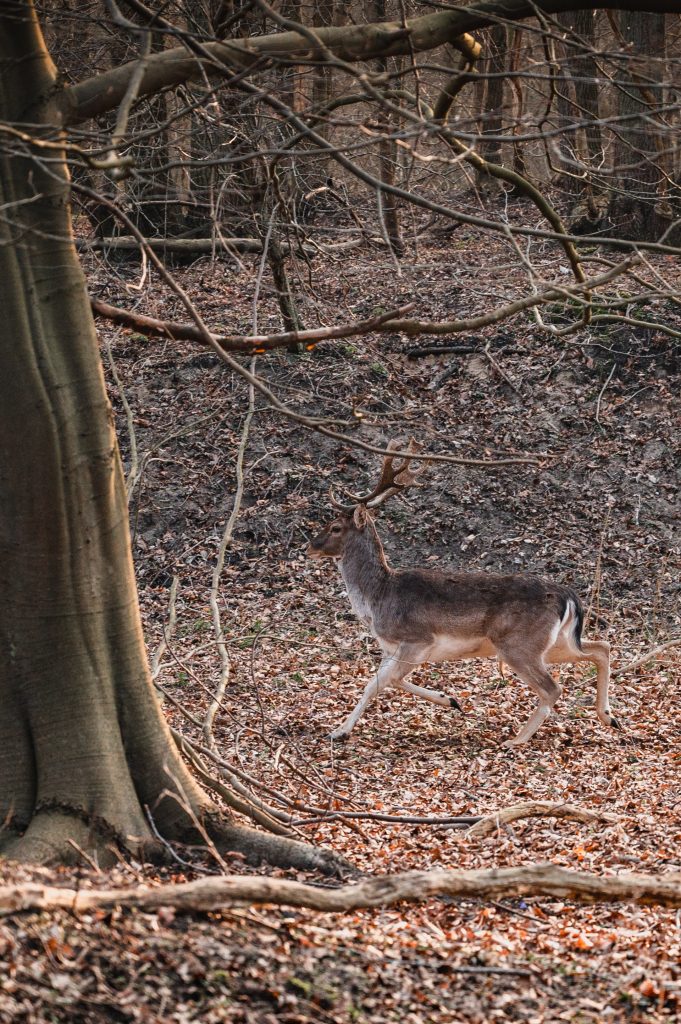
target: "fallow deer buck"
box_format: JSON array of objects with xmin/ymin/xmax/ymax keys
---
[{"xmin": 308, "ymin": 440, "xmax": 618, "ymax": 747}]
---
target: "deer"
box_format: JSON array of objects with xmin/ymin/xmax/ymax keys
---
[{"xmin": 307, "ymin": 440, "xmax": 618, "ymax": 748}]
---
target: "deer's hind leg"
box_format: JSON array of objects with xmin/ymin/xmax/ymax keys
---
[
  {"xmin": 397, "ymin": 680, "xmax": 463, "ymax": 711},
  {"xmin": 495, "ymin": 643, "xmax": 563, "ymax": 748},
  {"xmin": 547, "ymin": 636, "xmax": 617, "ymax": 730},
  {"xmin": 383, "ymin": 642, "xmax": 461, "ymax": 710}
]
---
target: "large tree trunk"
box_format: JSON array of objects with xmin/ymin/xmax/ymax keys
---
[{"xmin": 0, "ymin": 3, "xmax": 343, "ymax": 875}]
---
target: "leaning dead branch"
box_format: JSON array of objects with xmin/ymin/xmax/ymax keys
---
[
  {"xmin": 4, "ymin": 864, "xmax": 681, "ymax": 918},
  {"xmin": 467, "ymin": 801, "xmax": 618, "ymax": 838}
]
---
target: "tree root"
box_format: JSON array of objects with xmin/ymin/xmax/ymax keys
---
[
  {"xmin": 3, "ymin": 863, "xmax": 681, "ymax": 918},
  {"xmin": 0, "ymin": 805, "xmax": 352, "ymax": 877},
  {"xmin": 204, "ymin": 816, "xmax": 354, "ymax": 878}
]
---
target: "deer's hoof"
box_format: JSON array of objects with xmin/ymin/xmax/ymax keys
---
[
  {"xmin": 501, "ymin": 737, "xmax": 520, "ymax": 750},
  {"xmin": 328, "ymin": 731, "xmax": 350, "ymax": 742},
  {"xmin": 449, "ymin": 696, "xmax": 464, "ymax": 713},
  {"xmin": 609, "ymin": 715, "xmax": 622, "ymax": 731}
]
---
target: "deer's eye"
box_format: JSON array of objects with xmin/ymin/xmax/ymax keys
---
[{"xmin": 330, "ymin": 525, "xmax": 342, "ymax": 534}]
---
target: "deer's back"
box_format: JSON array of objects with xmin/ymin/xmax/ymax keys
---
[{"xmin": 372, "ymin": 567, "xmax": 578, "ymax": 647}]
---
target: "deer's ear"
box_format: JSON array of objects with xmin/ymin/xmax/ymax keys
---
[{"xmin": 353, "ymin": 505, "xmax": 369, "ymax": 530}]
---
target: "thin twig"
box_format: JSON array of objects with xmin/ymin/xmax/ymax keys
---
[
  {"xmin": 203, "ymin": 358, "xmax": 256, "ymax": 752},
  {"xmin": 104, "ymin": 335, "xmax": 139, "ymax": 499},
  {"xmin": 595, "ymin": 362, "xmax": 616, "ymax": 426},
  {"xmin": 151, "ymin": 576, "xmax": 179, "ymax": 682},
  {"xmin": 484, "ymin": 339, "xmax": 521, "ymax": 393},
  {"xmin": 585, "ymin": 506, "xmax": 611, "ymax": 631}
]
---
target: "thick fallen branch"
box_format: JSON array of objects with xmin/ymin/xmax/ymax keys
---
[
  {"xmin": 467, "ymin": 801, "xmax": 618, "ymax": 838},
  {"xmin": 79, "ymin": 236, "xmax": 364, "ymax": 256},
  {"xmin": 91, "ymin": 297, "xmax": 415, "ymax": 353},
  {"xmin": 3, "ymin": 864, "xmax": 681, "ymax": 917}
]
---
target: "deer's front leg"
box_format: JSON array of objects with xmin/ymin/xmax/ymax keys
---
[{"xmin": 329, "ymin": 655, "xmax": 401, "ymax": 741}]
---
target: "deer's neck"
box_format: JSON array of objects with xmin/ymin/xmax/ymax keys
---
[{"xmin": 339, "ymin": 524, "xmax": 391, "ymax": 626}]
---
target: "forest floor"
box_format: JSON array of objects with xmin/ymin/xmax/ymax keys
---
[{"xmin": 1, "ymin": 198, "xmax": 680, "ymax": 1022}]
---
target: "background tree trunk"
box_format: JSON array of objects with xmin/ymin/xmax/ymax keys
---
[
  {"xmin": 608, "ymin": 11, "xmax": 677, "ymax": 240},
  {"xmin": 373, "ymin": 0, "xmax": 404, "ymax": 257},
  {"xmin": 557, "ymin": 11, "xmax": 608, "ymax": 229},
  {"xmin": 479, "ymin": 24, "xmax": 506, "ymax": 167}
]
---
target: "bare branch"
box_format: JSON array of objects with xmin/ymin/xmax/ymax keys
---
[
  {"xmin": 91, "ymin": 297, "xmax": 415, "ymax": 354},
  {"xmin": 613, "ymin": 638, "xmax": 681, "ymax": 675},
  {"xmin": 378, "ymin": 258, "xmax": 640, "ymax": 336},
  {"xmin": 80, "ymin": 188, "xmax": 538, "ymax": 468},
  {"xmin": 204, "ymin": 359, "xmax": 256, "ymax": 751}
]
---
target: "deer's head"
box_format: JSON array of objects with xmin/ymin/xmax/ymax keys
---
[
  {"xmin": 308, "ymin": 506, "xmax": 371, "ymax": 560},
  {"xmin": 307, "ymin": 439, "xmax": 424, "ymax": 561}
]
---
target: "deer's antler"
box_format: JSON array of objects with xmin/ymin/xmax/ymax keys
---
[{"xmin": 329, "ymin": 439, "xmax": 425, "ymax": 513}]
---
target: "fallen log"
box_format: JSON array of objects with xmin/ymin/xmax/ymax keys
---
[
  {"xmin": 2, "ymin": 864, "xmax": 681, "ymax": 918},
  {"xmin": 78, "ymin": 236, "xmax": 363, "ymax": 256}
]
